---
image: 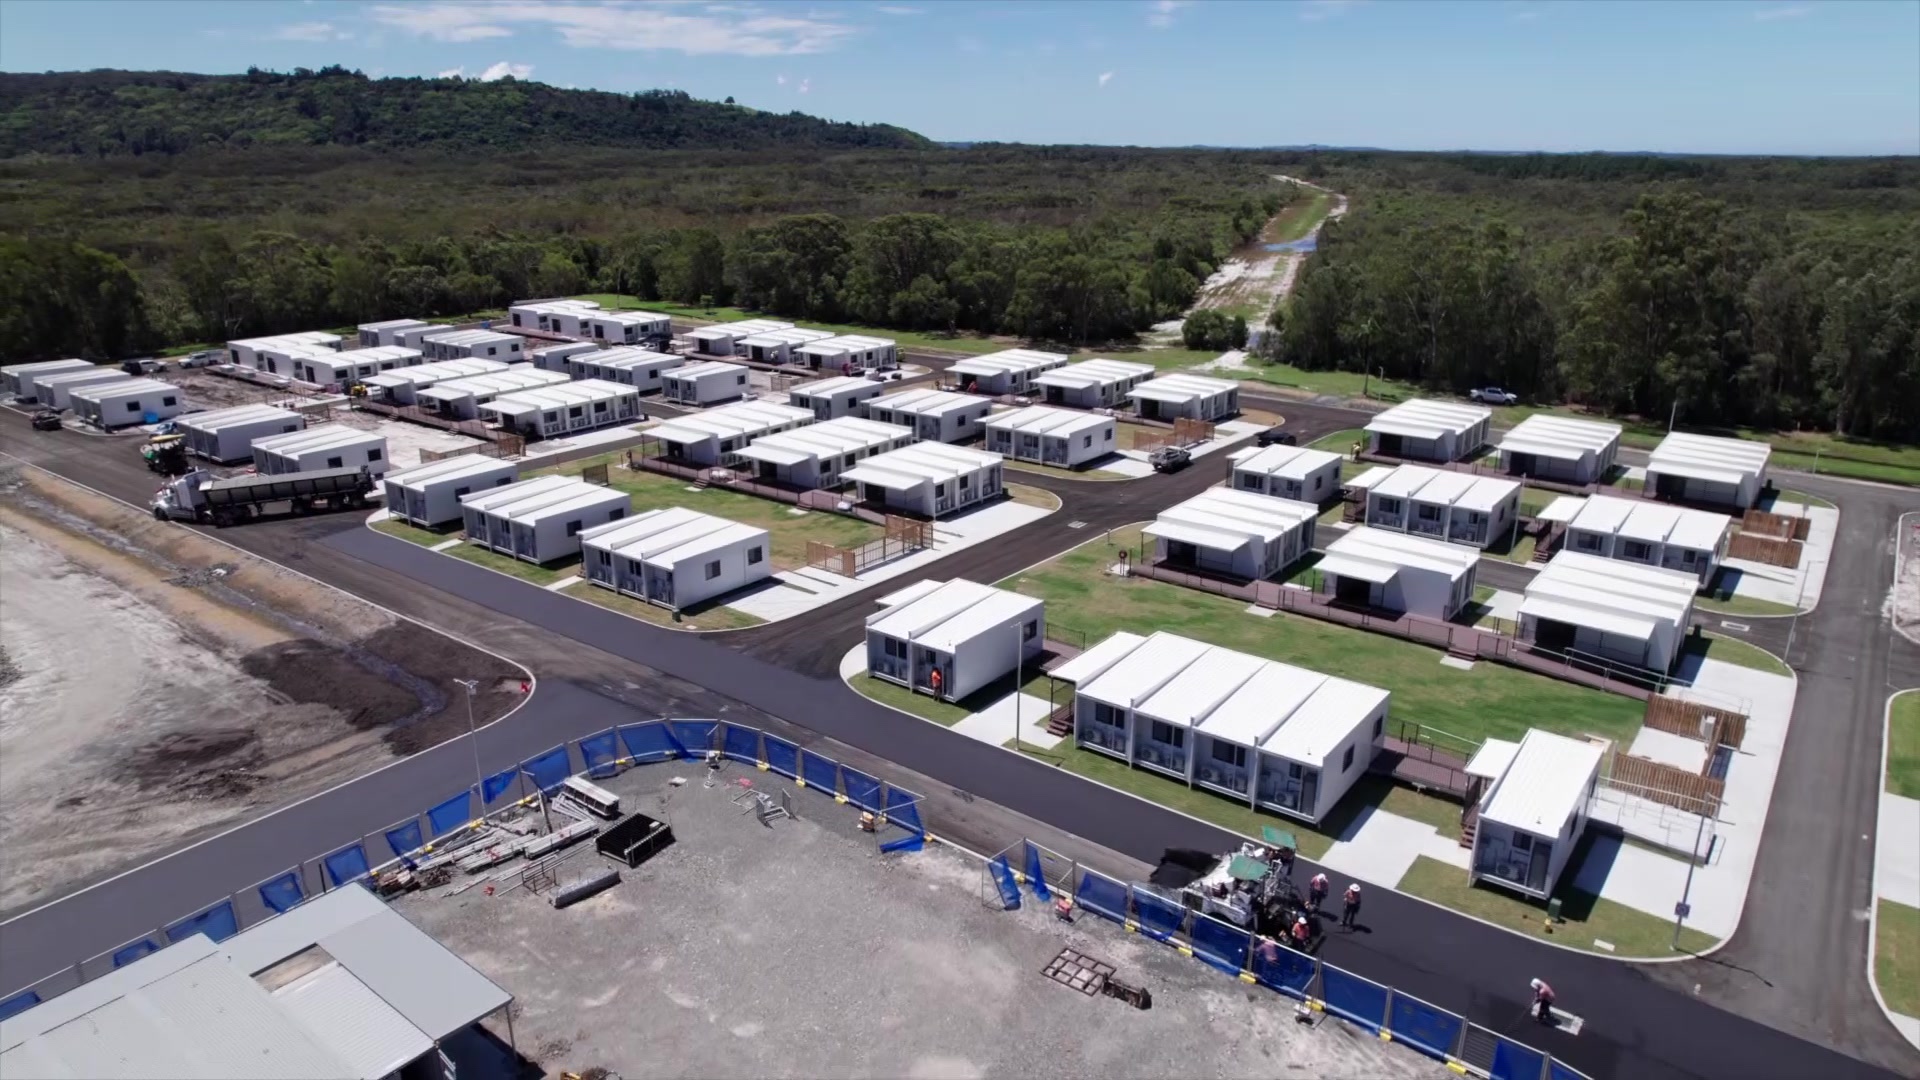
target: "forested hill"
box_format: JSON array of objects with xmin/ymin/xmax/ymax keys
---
[{"xmin": 0, "ymin": 68, "xmax": 930, "ymax": 156}]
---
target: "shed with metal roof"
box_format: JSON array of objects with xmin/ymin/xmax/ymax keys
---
[
  {"xmin": 1518, "ymin": 550, "xmax": 1697, "ymax": 672},
  {"xmin": 1364, "ymin": 398, "xmax": 1492, "ymax": 462},
  {"xmin": 1315, "ymin": 525, "xmax": 1481, "ymax": 620},
  {"xmin": 865, "ymin": 579, "xmax": 1045, "ymax": 702},
  {"xmin": 1468, "ymin": 729, "xmax": 1605, "ymax": 900}
]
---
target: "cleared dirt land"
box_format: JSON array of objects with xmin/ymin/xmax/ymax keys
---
[{"xmin": 0, "ymin": 466, "xmax": 523, "ymax": 914}]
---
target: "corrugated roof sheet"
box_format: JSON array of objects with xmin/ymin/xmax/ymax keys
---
[
  {"xmin": 1126, "ymin": 372, "xmax": 1237, "ymax": 404},
  {"xmin": 483, "ymin": 378, "xmax": 641, "ymax": 416},
  {"xmin": 790, "ymin": 375, "xmax": 881, "ymax": 399},
  {"xmin": 840, "ymin": 442, "xmax": 1001, "ymax": 490},
  {"xmin": 1364, "ymin": 398, "xmax": 1491, "ymax": 440},
  {"xmin": 272, "ymin": 962, "xmax": 431, "ymax": 1079},
  {"xmin": 1647, "ymin": 432, "xmax": 1771, "ymax": 486},
  {"xmin": 734, "ymin": 416, "xmax": 911, "ymax": 465},
  {"xmin": 574, "ymin": 347, "xmax": 680, "ymax": 371},
  {"xmin": 1046, "ymin": 630, "xmax": 1148, "ymax": 684},
  {"xmin": 1134, "ymin": 648, "xmax": 1267, "ymax": 728},
  {"xmin": 1568, "ymin": 494, "xmax": 1731, "ymax": 552},
  {"xmin": 1479, "ymin": 729, "xmax": 1604, "ymax": 835},
  {"xmin": 416, "ymin": 368, "xmax": 568, "ymax": 400},
  {"xmin": 1032, "ymin": 358, "xmax": 1156, "ymax": 391},
  {"xmin": 864, "ymin": 579, "xmax": 1040, "ymax": 652},
  {"xmin": 581, "ymin": 507, "xmax": 766, "ymax": 569},
  {"xmin": 1260, "ymin": 678, "xmax": 1390, "ymax": 767},
  {"xmin": 1522, "ymin": 551, "xmax": 1696, "ymax": 637},
  {"xmin": 386, "ymin": 455, "xmax": 517, "ymax": 489},
  {"xmin": 796, "ymin": 334, "xmax": 895, "ymax": 354},
  {"xmin": 1232, "ymin": 443, "xmax": 1343, "ymax": 481},
  {"xmin": 1367, "ymin": 464, "xmax": 1519, "ymax": 512},
  {"xmin": 1323, "ymin": 526, "xmax": 1479, "ymax": 579},
  {"xmin": 949, "ymin": 349, "xmax": 1070, "ymax": 378},
  {"xmin": 70, "ymin": 377, "xmax": 180, "ymax": 401},
  {"xmin": 252, "ymin": 425, "xmax": 384, "ymax": 457},
  {"xmin": 178, "ymin": 403, "xmax": 303, "ymax": 433},
  {"xmin": 688, "ymin": 318, "xmax": 791, "ymax": 340},
  {"xmin": 982, "ymin": 405, "xmax": 1112, "ymax": 438},
  {"xmin": 1496, "ymin": 414, "xmax": 1622, "ymax": 460},
  {"xmin": 457, "ymin": 473, "xmax": 578, "ymax": 511},
  {"xmin": 647, "ymin": 401, "xmax": 813, "ymax": 444},
  {"xmin": 1150, "ymin": 487, "xmax": 1316, "ymax": 548},
  {"xmin": 361, "ymin": 358, "xmax": 507, "ymax": 388},
  {"xmin": 665, "ymin": 360, "xmax": 749, "ymax": 382},
  {"xmin": 868, "ymin": 388, "xmax": 991, "ymax": 418}
]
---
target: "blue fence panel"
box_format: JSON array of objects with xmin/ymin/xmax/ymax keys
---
[
  {"xmin": 1189, "ymin": 914, "xmax": 1251, "ymax": 975},
  {"xmin": 1075, "ymin": 868, "xmax": 1129, "ymax": 922},
  {"xmin": 884, "ymin": 786, "xmax": 924, "ymax": 835},
  {"xmin": 384, "ymin": 819, "xmax": 425, "ymax": 864},
  {"xmin": 1023, "ymin": 842, "xmax": 1052, "ymax": 902},
  {"xmin": 1491, "ymin": 1038, "xmax": 1548, "ymax": 1080},
  {"xmin": 722, "ymin": 724, "xmax": 760, "ymax": 764},
  {"xmin": 842, "ymin": 767, "xmax": 883, "ymax": 812},
  {"xmin": 112, "ymin": 939, "xmax": 159, "ymax": 968},
  {"xmin": 764, "ymin": 735, "xmax": 799, "ymax": 778},
  {"xmin": 619, "ymin": 722, "xmax": 678, "ymax": 762},
  {"xmin": 0, "ymin": 991, "xmax": 40, "ymax": 1022},
  {"xmin": 1250, "ymin": 939, "xmax": 1317, "ymax": 999},
  {"xmin": 323, "ymin": 843, "xmax": 372, "ymax": 888},
  {"xmin": 579, "ymin": 729, "xmax": 621, "ymax": 777},
  {"xmin": 1388, "ymin": 993, "xmax": 1465, "ymax": 1061},
  {"xmin": 258, "ymin": 871, "xmax": 304, "ymax": 914},
  {"xmin": 1547, "ymin": 1059, "xmax": 1592, "ymax": 1080},
  {"xmin": 427, "ymin": 791, "xmax": 474, "ymax": 839},
  {"xmin": 670, "ymin": 720, "xmax": 718, "ymax": 755},
  {"xmin": 990, "ymin": 855, "xmax": 1022, "ymax": 910},
  {"xmin": 521, "ymin": 745, "xmax": 571, "ymax": 795},
  {"xmin": 481, "ymin": 767, "xmax": 519, "ymax": 805},
  {"xmin": 1321, "ymin": 965, "xmax": 1391, "ymax": 1033},
  {"xmin": 165, "ymin": 900, "xmax": 239, "ymax": 945},
  {"xmin": 1132, "ymin": 888, "xmax": 1188, "ymax": 941},
  {"xmin": 801, "ymin": 751, "xmax": 840, "ymax": 795}
]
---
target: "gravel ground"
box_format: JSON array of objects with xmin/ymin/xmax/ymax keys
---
[{"xmin": 398, "ymin": 765, "xmax": 1448, "ymax": 1080}]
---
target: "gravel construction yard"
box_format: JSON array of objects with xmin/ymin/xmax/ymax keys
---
[
  {"xmin": 0, "ymin": 466, "xmax": 522, "ymax": 914},
  {"xmin": 397, "ymin": 764, "xmax": 1446, "ymax": 1080}
]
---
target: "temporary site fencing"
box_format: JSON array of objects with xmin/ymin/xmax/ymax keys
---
[
  {"xmin": 0, "ymin": 718, "xmax": 927, "ymax": 1024},
  {"xmin": 984, "ymin": 840, "xmax": 1594, "ymax": 1080}
]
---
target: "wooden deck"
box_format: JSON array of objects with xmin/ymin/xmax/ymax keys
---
[{"xmin": 1370, "ymin": 736, "xmax": 1473, "ymax": 800}]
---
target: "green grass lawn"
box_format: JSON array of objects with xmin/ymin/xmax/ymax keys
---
[
  {"xmin": 1241, "ymin": 362, "xmax": 1419, "ymax": 403},
  {"xmin": 1877, "ymin": 898, "xmax": 1920, "ymax": 1017},
  {"xmin": 572, "ymin": 580, "xmax": 766, "ymax": 631},
  {"xmin": 850, "ymin": 668, "xmax": 1058, "ymax": 727},
  {"xmin": 1888, "ymin": 691, "xmax": 1920, "ymax": 800},
  {"xmin": 1006, "ymin": 482, "xmax": 1063, "ymax": 512},
  {"xmin": 1680, "ymin": 632, "xmax": 1792, "ymax": 678},
  {"xmin": 1313, "ymin": 427, "xmax": 1367, "ymax": 454},
  {"xmin": 1519, "ymin": 487, "xmax": 1559, "ymax": 518},
  {"xmin": 1267, "ymin": 190, "xmax": 1333, "ymax": 245},
  {"xmin": 371, "ymin": 518, "xmax": 452, "ymax": 547},
  {"xmin": 1003, "ymin": 527, "xmax": 1644, "ymax": 748},
  {"xmin": 442, "ymin": 541, "xmax": 578, "ymax": 585},
  {"xmin": 1693, "ymin": 592, "xmax": 1801, "ymax": 617},
  {"xmin": 1397, "ymin": 847, "xmax": 1718, "ymax": 959}
]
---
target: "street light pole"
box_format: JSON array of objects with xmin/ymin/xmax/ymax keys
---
[
  {"xmin": 453, "ymin": 678, "xmax": 484, "ymax": 799},
  {"xmin": 1671, "ymin": 811, "xmax": 1709, "ymax": 951},
  {"xmin": 1013, "ymin": 625, "xmax": 1023, "ymax": 753}
]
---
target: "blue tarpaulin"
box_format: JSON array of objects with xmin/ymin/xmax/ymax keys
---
[
  {"xmin": 112, "ymin": 939, "xmax": 159, "ymax": 968},
  {"xmin": 801, "ymin": 751, "xmax": 839, "ymax": 794},
  {"xmin": 1023, "ymin": 842, "xmax": 1051, "ymax": 902},
  {"xmin": 579, "ymin": 729, "xmax": 621, "ymax": 777},
  {"xmin": 1492, "ymin": 1038, "xmax": 1547, "ymax": 1080},
  {"xmin": 1250, "ymin": 939, "xmax": 1317, "ymax": 998},
  {"xmin": 1133, "ymin": 889, "xmax": 1188, "ymax": 941},
  {"xmin": 841, "ymin": 767, "xmax": 882, "ymax": 812},
  {"xmin": 764, "ymin": 736, "xmax": 799, "ymax": 778},
  {"xmin": 427, "ymin": 791, "xmax": 474, "ymax": 839},
  {"xmin": 670, "ymin": 720, "xmax": 718, "ymax": 755},
  {"xmin": 1076, "ymin": 868, "xmax": 1129, "ymax": 921},
  {"xmin": 1389, "ymin": 992, "xmax": 1465, "ymax": 1060},
  {"xmin": 990, "ymin": 854, "xmax": 1022, "ymax": 910},
  {"xmin": 1322, "ymin": 965, "xmax": 1391, "ymax": 1032},
  {"xmin": 1189, "ymin": 913, "xmax": 1251, "ymax": 974},
  {"xmin": 481, "ymin": 767, "xmax": 519, "ymax": 804},
  {"xmin": 618, "ymin": 722, "xmax": 677, "ymax": 761},
  {"xmin": 323, "ymin": 843, "xmax": 372, "ymax": 888},
  {"xmin": 258, "ymin": 871, "xmax": 304, "ymax": 915},
  {"xmin": 0, "ymin": 991, "xmax": 40, "ymax": 1022},
  {"xmin": 1547, "ymin": 1059, "xmax": 1592, "ymax": 1080},
  {"xmin": 884, "ymin": 785, "xmax": 924, "ymax": 835},
  {"xmin": 521, "ymin": 745, "xmax": 571, "ymax": 794},
  {"xmin": 723, "ymin": 724, "xmax": 760, "ymax": 764},
  {"xmin": 165, "ymin": 900, "xmax": 239, "ymax": 945},
  {"xmin": 384, "ymin": 819, "xmax": 425, "ymax": 864}
]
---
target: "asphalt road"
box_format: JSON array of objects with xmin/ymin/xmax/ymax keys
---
[{"xmin": 1, "ymin": 406, "xmax": 1914, "ymax": 1078}]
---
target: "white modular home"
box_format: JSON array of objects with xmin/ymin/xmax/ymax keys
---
[
  {"xmin": 865, "ymin": 579, "xmax": 1045, "ymax": 703},
  {"xmin": 392, "ymin": 324, "xmax": 462, "ymax": 352},
  {"xmin": 1060, "ymin": 631, "xmax": 1389, "ymax": 825},
  {"xmin": 381, "ymin": 456, "xmax": 520, "ymax": 527},
  {"xmin": 479, "ymin": 379, "xmax": 644, "ymax": 439},
  {"xmin": 1519, "ymin": 551, "xmax": 1698, "ymax": 673},
  {"xmin": 508, "ymin": 298, "xmax": 600, "ymax": 332},
  {"xmin": 420, "ymin": 330, "xmax": 523, "ymax": 363},
  {"xmin": 569, "ymin": 347, "xmax": 687, "ymax": 391},
  {"xmin": 28, "ymin": 368, "xmax": 131, "ymax": 410},
  {"xmin": 68, "ymin": 378, "xmax": 185, "ymax": 428},
  {"xmin": 1645, "ymin": 431, "xmax": 1772, "ymax": 510},
  {"xmin": 789, "ymin": 375, "xmax": 887, "ymax": 420},
  {"xmin": 645, "ymin": 401, "xmax": 815, "ymax": 466},
  {"xmin": 842, "ymin": 443, "xmax": 1004, "ymax": 518},
  {"xmin": 1362, "ymin": 463, "xmax": 1521, "ymax": 550},
  {"xmin": 357, "ymin": 318, "xmax": 431, "ymax": 348},
  {"xmin": 291, "ymin": 345, "xmax": 423, "ymax": 390},
  {"xmin": 1316, "ymin": 526, "xmax": 1481, "ymax": 620},
  {"xmin": 251, "ymin": 425, "xmax": 388, "ymax": 477},
  {"xmin": 416, "ymin": 367, "xmax": 570, "ymax": 419},
  {"xmin": 1230, "ymin": 443, "xmax": 1345, "ymax": 505},
  {"xmin": 4, "ymin": 358, "xmax": 93, "ymax": 398},
  {"xmin": 1466, "ymin": 730, "xmax": 1604, "ymax": 900},
  {"xmin": 587, "ymin": 310, "xmax": 673, "ymax": 347},
  {"xmin": 1127, "ymin": 373, "xmax": 1240, "ymax": 422},
  {"xmin": 529, "ymin": 340, "xmax": 601, "ymax": 373},
  {"xmin": 1496, "ymin": 414, "xmax": 1622, "ymax": 485},
  {"xmin": 982, "ymin": 405, "xmax": 1116, "ymax": 468},
  {"xmin": 1144, "ymin": 487, "xmax": 1318, "ymax": 580},
  {"xmin": 794, "ymin": 334, "xmax": 898, "ymax": 372},
  {"xmin": 544, "ymin": 307, "xmax": 599, "ymax": 339},
  {"xmin": 947, "ymin": 348, "xmax": 1069, "ymax": 396},
  {"xmin": 359, "ymin": 358, "xmax": 508, "ymax": 404},
  {"xmin": 863, "ymin": 388, "xmax": 993, "ymax": 443},
  {"xmin": 1561, "ymin": 494, "xmax": 1732, "ymax": 586},
  {"xmin": 1364, "ymin": 398, "xmax": 1492, "ymax": 462},
  {"xmin": 685, "ymin": 319, "xmax": 793, "ymax": 357},
  {"xmin": 1033, "ymin": 358, "xmax": 1156, "ymax": 409},
  {"xmin": 735, "ymin": 327, "xmax": 835, "ymax": 366},
  {"xmin": 661, "ymin": 360, "xmax": 750, "ymax": 406},
  {"xmin": 177, "ymin": 403, "xmax": 305, "ymax": 464},
  {"xmin": 732, "ymin": 416, "xmax": 915, "ymax": 488},
  {"xmin": 459, "ymin": 475, "xmax": 630, "ymax": 565},
  {"xmin": 582, "ymin": 507, "xmax": 771, "ymax": 612},
  {"xmin": 227, "ymin": 331, "xmax": 341, "ymax": 372}
]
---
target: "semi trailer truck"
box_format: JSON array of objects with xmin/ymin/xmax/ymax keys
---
[{"xmin": 152, "ymin": 466, "xmax": 373, "ymax": 526}]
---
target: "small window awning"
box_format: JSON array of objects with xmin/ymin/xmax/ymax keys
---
[
  {"xmin": 1315, "ymin": 553, "xmax": 1401, "ymax": 585},
  {"xmin": 733, "ymin": 443, "xmax": 812, "ymax": 468},
  {"xmin": 1537, "ymin": 495, "xmax": 1587, "ymax": 524},
  {"xmin": 840, "ymin": 465, "xmax": 922, "ymax": 491},
  {"xmin": 1518, "ymin": 595, "xmax": 1657, "ymax": 641}
]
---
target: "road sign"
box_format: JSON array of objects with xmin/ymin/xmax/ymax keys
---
[{"xmin": 1674, "ymin": 901, "xmax": 1691, "ymax": 919}]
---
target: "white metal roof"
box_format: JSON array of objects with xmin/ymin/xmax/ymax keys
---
[
  {"xmin": 510, "ymin": 298, "xmax": 599, "ymax": 314},
  {"xmin": 737, "ymin": 327, "xmax": 834, "ymax": 348},
  {"xmin": 252, "ymin": 425, "xmax": 383, "ymax": 457},
  {"xmin": 361, "ymin": 357, "xmax": 506, "ymax": 388},
  {"xmin": 1032, "ymin": 358, "xmax": 1156, "ymax": 391},
  {"xmin": 982, "ymin": 404, "xmax": 1113, "ymax": 439},
  {"xmin": 357, "ymin": 318, "xmax": 430, "ymax": 332},
  {"xmin": 1537, "ymin": 495, "xmax": 1588, "ymax": 525},
  {"xmin": 1127, "ymin": 372, "xmax": 1237, "ymax": 404},
  {"xmin": 841, "ymin": 442, "xmax": 1001, "ymax": 491},
  {"xmin": 478, "ymin": 378, "xmax": 640, "ymax": 418},
  {"xmin": 1046, "ymin": 630, "xmax": 1148, "ymax": 684},
  {"xmin": 1479, "ymin": 729, "xmax": 1605, "ymax": 836},
  {"xmin": 1497, "ymin": 414, "xmax": 1622, "ymax": 461},
  {"xmin": 1520, "ymin": 550, "xmax": 1696, "ymax": 640},
  {"xmin": 591, "ymin": 309, "xmax": 670, "ymax": 326},
  {"xmin": 1201, "ymin": 661, "xmax": 1331, "ymax": 749},
  {"xmin": 70, "ymin": 377, "xmax": 179, "ymax": 401},
  {"xmin": 416, "ymin": 367, "xmax": 568, "ymax": 400},
  {"xmin": 791, "ymin": 375, "xmax": 882, "ymax": 399},
  {"xmin": 665, "ymin": 360, "xmax": 748, "ymax": 382},
  {"xmin": 1260, "ymin": 677, "xmax": 1391, "ymax": 766},
  {"xmin": 458, "ymin": 473, "xmax": 578, "ymax": 511},
  {"xmin": 688, "ymin": 318, "xmax": 791, "ymax": 341},
  {"xmin": 1647, "ymin": 431, "xmax": 1771, "ymax": 488},
  {"xmin": 270, "ymin": 961, "xmax": 432, "ymax": 1079},
  {"xmin": 582, "ymin": 506, "xmax": 766, "ymax": 569},
  {"xmin": 1322, "ymin": 525, "xmax": 1480, "ymax": 581},
  {"xmin": 865, "ymin": 579, "xmax": 1042, "ymax": 653},
  {"xmin": 573, "ymin": 346, "xmax": 681, "ymax": 371},
  {"xmin": 178, "ymin": 403, "xmax": 304, "ymax": 432},
  {"xmin": 1568, "ymin": 494, "xmax": 1731, "ymax": 552},
  {"xmin": 1145, "ymin": 487, "xmax": 1316, "ymax": 552},
  {"xmin": 4, "ymin": 358, "xmax": 92, "ymax": 377},
  {"xmin": 869, "ymin": 387, "xmax": 991, "ymax": 419},
  {"xmin": 1465, "ymin": 737, "xmax": 1522, "ymax": 781},
  {"xmin": 1135, "ymin": 647, "xmax": 1269, "ymax": 728},
  {"xmin": 498, "ymin": 484, "xmax": 629, "ymax": 527},
  {"xmin": 1232, "ymin": 443, "xmax": 1343, "ymax": 482},
  {"xmin": 1364, "ymin": 398, "xmax": 1492, "ymax": 440},
  {"xmin": 796, "ymin": 334, "xmax": 895, "ymax": 355},
  {"xmin": 386, "ymin": 454, "xmax": 516, "ymax": 489},
  {"xmin": 1367, "ymin": 463, "xmax": 1518, "ymax": 512},
  {"xmin": 33, "ymin": 369, "xmax": 129, "ymax": 388},
  {"xmin": 949, "ymin": 348, "xmax": 1071, "ymax": 379},
  {"xmin": 424, "ymin": 329, "xmax": 519, "ymax": 348},
  {"xmin": 647, "ymin": 401, "xmax": 813, "ymax": 444},
  {"xmin": 304, "ymin": 345, "xmax": 421, "ymax": 370},
  {"xmin": 1345, "ymin": 465, "xmax": 1396, "ymax": 490},
  {"xmin": 230, "ymin": 330, "xmax": 342, "ymax": 350},
  {"xmin": 1074, "ymin": 632, "xmax": 1214, "ymax": 708},
  {"xmin": 734, "ymin": 416, "xmax": 911, "ymax": 467}
]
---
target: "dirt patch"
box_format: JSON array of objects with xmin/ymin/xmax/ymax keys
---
[{"xmin": 240, "ymin": 638, "xmax": 426, "ymax": 730}]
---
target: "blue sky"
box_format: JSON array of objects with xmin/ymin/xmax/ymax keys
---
[{"xmin": 1, "ymin": 0, "xmax": 1915, "ymax": 154}]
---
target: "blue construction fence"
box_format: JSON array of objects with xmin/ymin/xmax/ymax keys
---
[
  {"xmin": 1037, "ymin": 859, "xmax": 1593, "ymax": 1080},
  {"xmin": 1, "ymin": 719, "xmax": 927, "ymax": 1013}
]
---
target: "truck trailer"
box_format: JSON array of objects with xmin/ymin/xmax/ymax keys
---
[{"xmin": 152, "ymin": 466, "xmax": 373, "ymax": 526}]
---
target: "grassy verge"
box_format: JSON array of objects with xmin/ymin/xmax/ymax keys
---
[
  {"xmin": 850, "ymin": 668, "xmax": 1059, "ymax": 727},
  {"xmin": 443, "ymin": 542, "xmax": 578, "ymax": 585},
  {"xmin": 1312, "ymin": 427, "xmax": 1367, "ymax": 453},
  {"xmin": 1397, "ymin": 848, "xmax": 1718, "ymax": 958},
  {"xmin": 371, "ymin": 518, "xmax": 452, "ymax": 547},
  {"xmin": 572, "ymin": 582, "xmax": 766, "ymax": 631},
  {"xmin": 1693, "ymin": 592, "xmax": 1801, "ymax": 617},
  {"xmin": 1877, "ymin": 898, "xmax": 1920, "ymax": 1017},
  {"xmin": 1241, "ymin": 362, "xmax": 1419, "ymax": 403},
  {"xmin": 1680, "ymin": 632, "xmax": 1792, "ymax": 678},
  {"xmin": 1888, "ymin": 691, "xmax": 1920, "ymax": 801},
  {"xmin": 1003, "ymin": 527, "xmax": 1644, "ymax": 748},
  {"xmin": 1006, "ymin": 482, "xmax": 1063, "ymax": 512}
]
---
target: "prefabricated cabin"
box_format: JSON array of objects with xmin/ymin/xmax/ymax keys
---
[
  {"xmin": 1495, "ymin": 414, "xmax": 1623, "ymax": 485},
  {"xmin": 1127, "ymin": 373, "xmax": 1240, "ymax": 422},
  {"xmin": 686, "ymin": 319, "xmax": 793, "ymax": 357},
  {"xmin": 478, "ymin": 379, "xmax": 644, "ymax": 439},
  {"xmin": 1363, "ymin": 398, "xmax": 1492, "ymax": 463},
  {"xmin": 863, "ymin": 388, "xmax": 992, "ymax": 443},
  {"xmin": 1561, "ymin": 494, "xmax": 1732, "ymax": 586},
  {"xmin": 581, "ymin": 506, "xmax": 771, "ymax": 612},
  {"xmin": 1032, "ymin": 358, "xmax": 1155, "ymax": 409},
  {"xmin": 359, "ymin": 358, "xmax": 508, "ymax": 404},
  {"xmin": 459, "ymin": 475, "xmax": 629, "ymax": 564},
  {"xmin": 28, "ymin": 368, "xmax": 132, "ymax": 410},
  {"xmin": 789, "ymin": 375, "xmax": 886, "ymax": 420},
  {"xmin": 1230, "ymin": 443, "xmax": 1345, "ymax": 505},
  {"xmin": 508, "ymin": 298, "xmax": 600, "ymax": 332},
  {"xmin": 568, "ymin": 346, "xmax": 688, "ymax": 391},
  {"xmin": 1315, "ymin": 526, "xmax": 1481, "ymax": 620},
  {"xmin": 661, "ymin": 361, "xmax": 751, "ymax": 406},
  {"xmin": 586, "ymin": 310, "xmax": 673, "ymax": 347},
  {"xmin": 357, "ymin": 318, "xmax": 431, "ymax": 348},
  {"xmin": 1467, "ymin": 730, "xmax": 1604, "ymax": 900},
  {"xmin": 947, "ymin": 348, "xmax": 1069, "ymax": 396},
  {"xmin": 1644, "ymin": 432, "xmax": 1772, "ymax": 510},
  {"xmin": 644, "ymin": 401, "xmax": 815, "ymax": 465},
  {"xmin": 1518, "ymin": 551, "xmax": 1697, "ymax": 673},
  {"xmin": 865, "ymin": 579, "xmax": 1045, "ymax": 703},
  {"xmin": 292, "ymin": 346, "xmax": 423, "ymax": 390},
  {"xmin": 252, "ymin": 425, "xmax": 389, "ymax": 478},
  {"xmin": 1361, "ymin": 463, "xmax": 1521, "ymax": 550},
  {"xmin": 734, "ymin": 327, "xmax": 835, "ymax": 366},
  {"xmin": 419, "ymin": 330, "xmax": 523, "ymax": 363},
  {"xmin": 1144, "ymin": 487, "xmax": 1318, "ymax": 580},
  {"xmin": 840, "ymin": 443, "xmax": 1004, "ymax": 518},
  {"xmin": 3, "ymin": 358, "xmax": 93, "ymax": 398},
  {"xmin": 381, "ymin": 456, "xmax": 520, "ymax": 527},
  {"xmin": 529, "ymin": 341, "xmax": 601, "ymax": 373},
  {"xmin": 793, "ymin": 334, "xmax": 898, "ymax": 372},
  {"xmin": 176, "ymin": 403, "xmax": 305, "ymax": 464},
  {"xmin": 67, "ymin": 378, "xmax": 184, "ymax": 428},
  {"xmin": 981, "ymin": 405, "xmax": 1116, "ymax": 468},
  {"xmin": 415, "ymin": 367, "xmax": 570, "ymax": 420},
  {"xmin": 732, "ymin": 416, "xmax": 915, "ymax": 488}
]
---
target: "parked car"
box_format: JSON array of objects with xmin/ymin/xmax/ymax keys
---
[
  {"xmin": 29, "ymin": 409, "xmax": 61, "ymax": 431},
  {"xmin": 120, "ymin": 358, "xmax": 166, "ymax": 376},
  {"xmin": 1149, "ymin": 446, "xmax": 1192, "ymax": 473},
  {"xmin": 1470, "ymin": 386, "xmax": 1519, "ymax": 405},
  {"xmin": 178, "ymin": 350, "xmax": 220, "ymax": 368},
  {"xmin": 1255, "ymin": 426, "xmax": 1297, "ymax": 447}
]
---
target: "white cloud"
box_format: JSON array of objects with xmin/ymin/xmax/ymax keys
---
[
  {"xmin": 479, "ymin": 60, "xmax": 535, "ymax": 80},
  {"xmin": 274, "ymin": 21, "xmax": 351, "ymax": 42},
  {"xmin": 875, "ymin": 4, "xmax": 925, "ymax": 13},
  {"xmin": 776, "ymin": 73, "xmax": 788, "ymax": 85},
  {"xmin": 1300, "ymin": 0, "xmax": 1362, "ymax": 22},
  {"xmin": 1753, "ymin": 5, "xmax": 1810, "ymax": 20},
  {"xmin": 1147, "ymin": 0, "xmax": 1193, "ymax": 29},
  {"xmin": 798, "ymin": 77, "xmax": 811, "ymax": 94},
  {"xmin": 369, "ymin": 2, "xmax": 855, "ymax": 56},
  {"xmin": 437, "ymin": 67, "xmax": 465, "ymax": 78},
  {"xmin": 1098, "ymin": 71, "xmax": 1114, "ymax": 88}
]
